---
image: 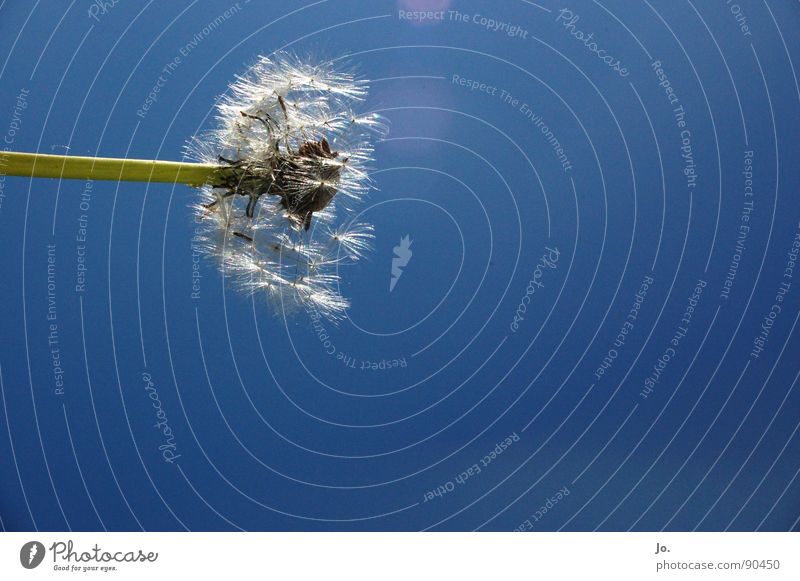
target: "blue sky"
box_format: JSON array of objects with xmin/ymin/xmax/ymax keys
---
[{"xmin": 0, "ymin": 0, "xmax": 799, "ymax": 531}]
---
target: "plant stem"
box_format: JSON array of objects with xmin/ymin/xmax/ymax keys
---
[{"xmin": 0, "ymin": 151, "xmax": 224, "ymax": 187}]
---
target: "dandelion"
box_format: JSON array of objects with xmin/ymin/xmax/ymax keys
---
[{"xmin": 0, "ymin": 52, "xmax": 387, "ymax": 320}]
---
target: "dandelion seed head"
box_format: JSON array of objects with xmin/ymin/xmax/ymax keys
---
[{"xmin": 188, "ymin": 52, "xmax": 386, "ymax": 320}]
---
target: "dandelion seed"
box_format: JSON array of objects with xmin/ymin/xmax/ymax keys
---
[{"xmin": 326, "ymin": 222, "xmax": 375, "ymax": 262}]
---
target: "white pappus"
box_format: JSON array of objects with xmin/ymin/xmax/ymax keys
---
[{"xmin": 187, "ymin": 52, "xmax": 388, "ymax": 321}]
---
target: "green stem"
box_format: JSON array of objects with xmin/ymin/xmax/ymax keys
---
[{"xmin": 0, "ymin": 151, "xmax": 224, "ymax": 187}]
